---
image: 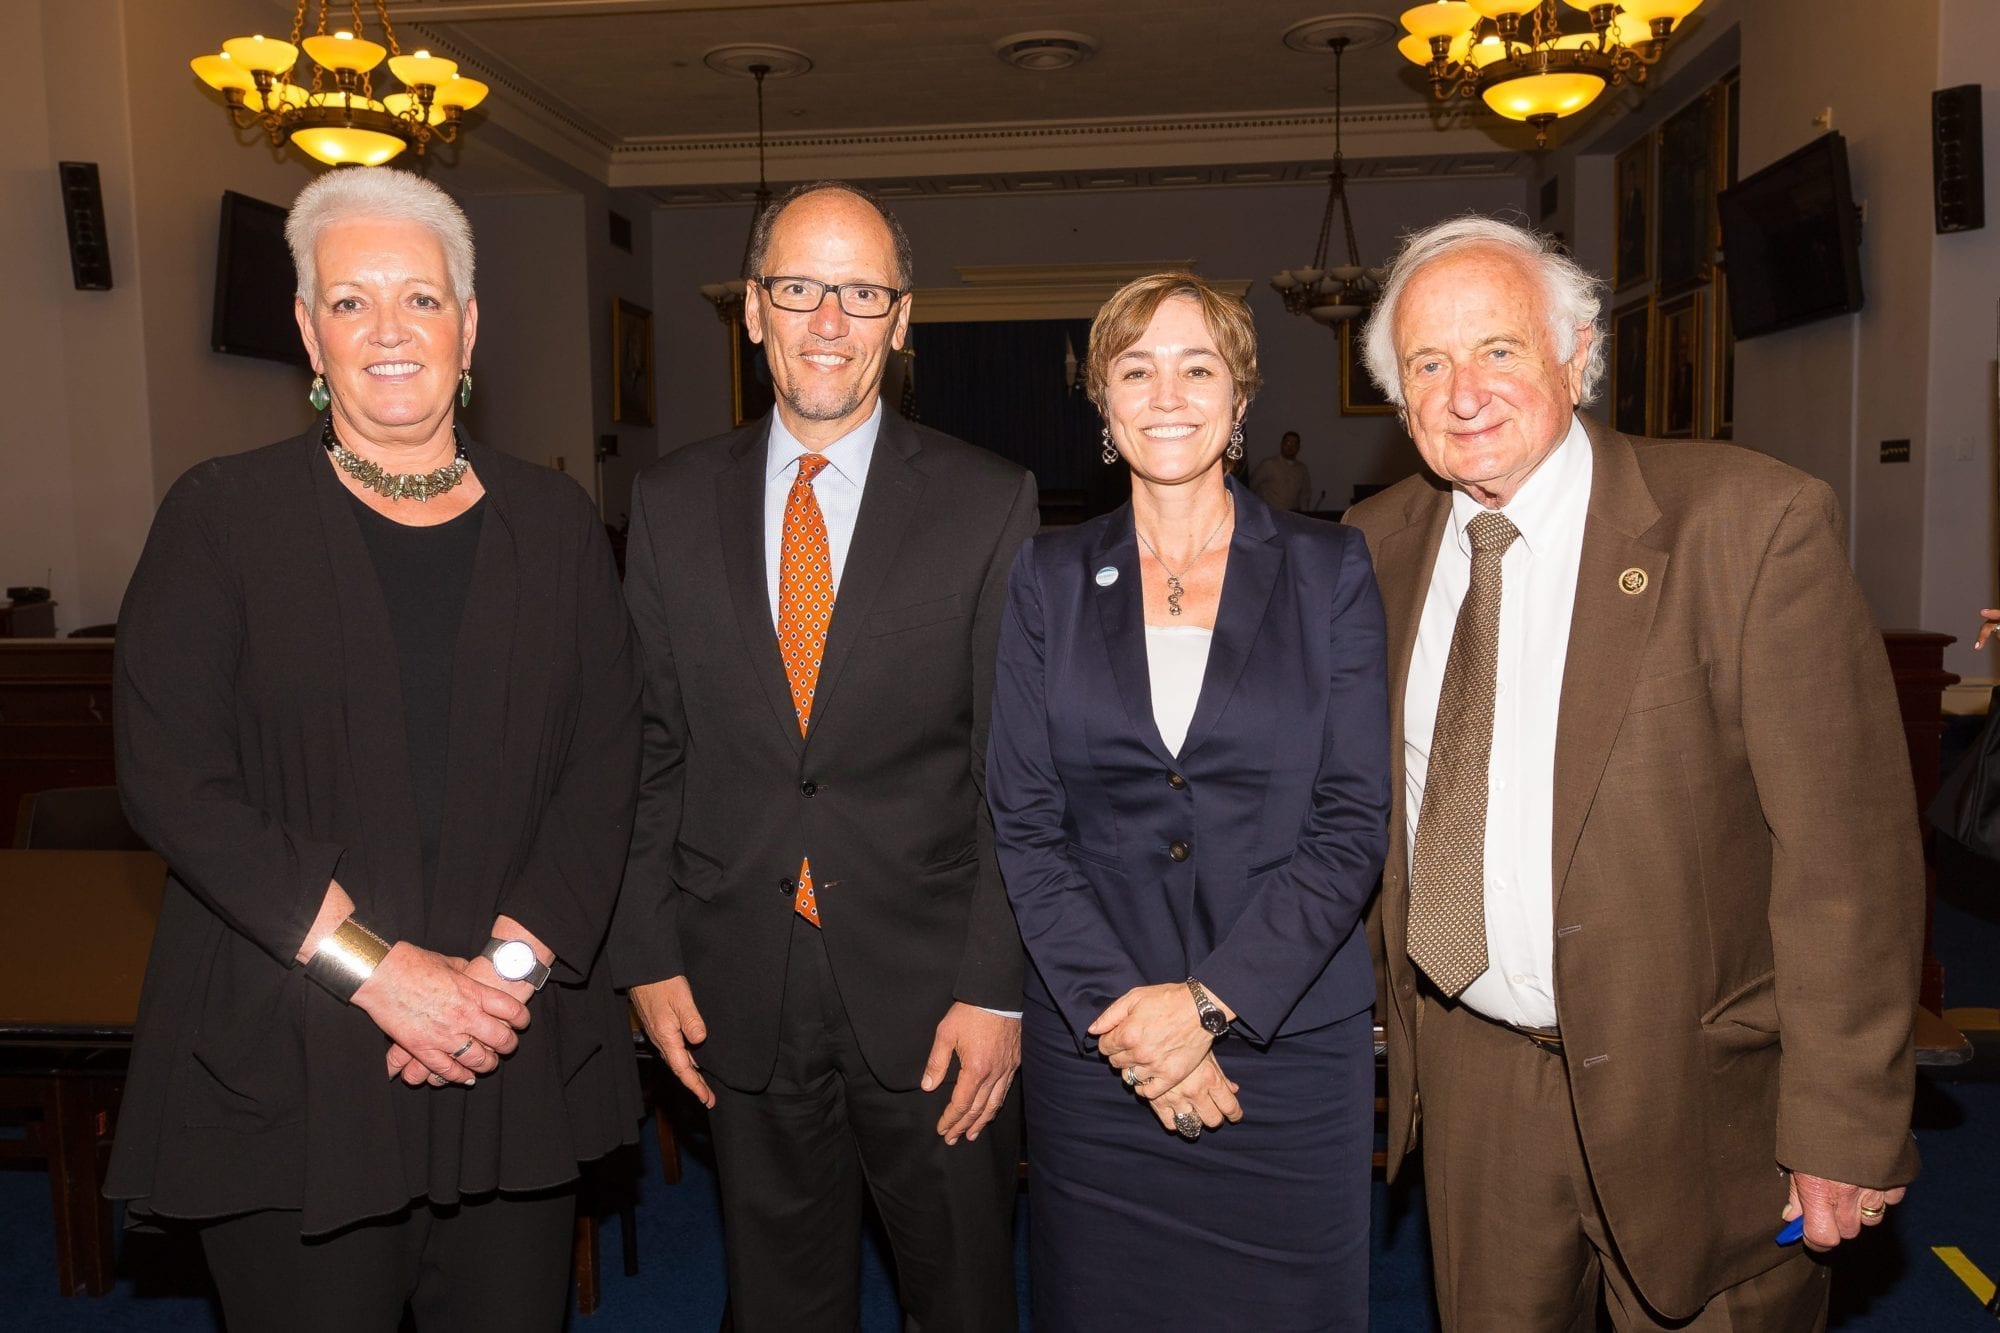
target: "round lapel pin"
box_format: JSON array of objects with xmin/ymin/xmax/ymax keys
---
[
  {"xmin": 1095, "ymin": 566, "xmax": 1119, "ymax": 587},
  {"xmin": 1618, "ymin": 567, "xmax": 1648, "ymax": 595}
]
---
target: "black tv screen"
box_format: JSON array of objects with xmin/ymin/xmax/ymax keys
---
[
  {"xmin": 211, "ymin": 190, "xmax": 309, "ymax": 367},
  {"xmin": 1717, "ymin": 132, "xmax": 1864, "ymax": 340}
]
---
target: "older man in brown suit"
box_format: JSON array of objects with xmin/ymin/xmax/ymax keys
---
[{"xmin": 1344, "ymin": 216, "xmax": 1922, "ymax": 1330}]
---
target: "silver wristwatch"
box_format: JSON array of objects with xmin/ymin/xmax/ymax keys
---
[
  {"xmin": 481, "ymin": 937, "xmax": 551, "ymax": 991},
  {"xmin": 1186, "ymin": 977, "xmax": 1230, "ymax": 1038}
]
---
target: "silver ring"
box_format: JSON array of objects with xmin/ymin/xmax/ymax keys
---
[
  {"xmin": 450, "ymin": 1037, "xmax": 475, "ymax": 1059},
  {"xmin": 1122, "ymin": 1067, "xmax": 1140, "ymax": 1089},
  {"xmin": 1173, "ymin": 1110, "xmax": 1202, "ymax": 1141}
]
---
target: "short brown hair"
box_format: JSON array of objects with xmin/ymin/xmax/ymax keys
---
[{"xmin": 1085, "ymin": 272, "xmax": 1261, "ymax": 417}]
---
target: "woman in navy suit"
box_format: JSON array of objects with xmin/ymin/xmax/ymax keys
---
[{"xmin": 988, "ymin": 272, "xmax": 1390, "ymax": 1329}]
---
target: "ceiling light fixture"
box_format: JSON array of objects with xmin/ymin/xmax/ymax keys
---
[
  {"xmin": 699, "ymin": 59, "xmax": 776, "ymax": 321},
  {"xmin": 190, "ymin": 0, "xmax": 488, "ymax": 167},
  {"xmin": 1270, "ymin": 36, "xmax": 1381, "ymax": 328},
  {"xmin": 994, "ymin": 32, "xmax": 1100, "ymax": 72},
  {"xmin": 1398, "ymin": 0, "xmax": 1704, "ymax": 148}
]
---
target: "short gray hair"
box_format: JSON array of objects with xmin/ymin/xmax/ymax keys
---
[
  {"xmin": 745, "ymin": 180, "xmax": 913, "ymax": 289},
  {"xmin": 1361, "ymin": 214, "xmax": 1605, "ymax": 409},
  {"xmin": 285, "ymin": 168, "xmax": 476, "ymax": 305}
]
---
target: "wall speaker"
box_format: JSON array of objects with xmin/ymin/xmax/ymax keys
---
[
  {"xmin": 1933, "ymin": 84, "xmax": 1985, "ymax": 234},
  {"xmin": 57, "ymin": 161, "xmax": 113, "ymax": 290}
]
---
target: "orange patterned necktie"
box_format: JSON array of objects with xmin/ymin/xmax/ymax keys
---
[{"xmin": 777, "ymin": 452, "xmax": 834, "ymax": 925}]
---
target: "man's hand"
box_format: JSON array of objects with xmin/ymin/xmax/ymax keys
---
[
  {"xmin": 1147, "ymin": 1051, "xmax": 1243, "ymax": 1134},
  {"xmin": 1783, "ymin": 1171, "xmax": 1908, "ymax": 1250},
  {"xmin": 1089, "ymin": 982, "xmax": 1221, "ymax": 1099},
  {"xmin": 353, "ymin": 943, "xmax": 530, "ymax": 1086},
  {"xmin": 921, "ymin": 1003, "xmax": 1021, "ymax": 1145},
  {"xmin": 632, "ymin": 976, "xmax": 713, "ymax": 1108}
]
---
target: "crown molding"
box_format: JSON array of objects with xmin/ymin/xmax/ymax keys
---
[{"xmin": 911, "ymin": 263, "xmax": 1251, "ymax": 324}]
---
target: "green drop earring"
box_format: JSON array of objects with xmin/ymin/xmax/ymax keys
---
[
  {"xmin": 458, "ymin": 370, "xmax": 473, "ymax": 409},
  {"xmin": 308, "ymin": 373, "xmax": 330, "ymax": 412}
]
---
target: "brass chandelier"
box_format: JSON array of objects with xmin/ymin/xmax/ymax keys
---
[
  {"xmin": 1270, "ymin": 36, "xmax": 1381, "ymax": 328},
  {"xmin": 191, "ymin": 0, "xmax": 489, "ymax": 168},
  {"xmin": 1398, "ymin": 0, "xmax": 1704, "ymax": 147}
]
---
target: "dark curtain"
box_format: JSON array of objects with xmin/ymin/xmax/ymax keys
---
[{"xmin": 909, "ymin": 320, "xmax": 1110, "ymax": 508}]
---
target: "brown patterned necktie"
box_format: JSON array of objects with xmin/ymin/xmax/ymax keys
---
[
  {"xmin": 1407, "ymin": 510, "xmax": 1520, "ymax": 998},
  {"xmin": 777, "ymin": 453, "xmax": 834, "ymax": 926}
]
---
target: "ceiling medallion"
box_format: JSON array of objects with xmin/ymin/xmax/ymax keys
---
[
  {"xmin": 1280, "ymin": 14, "xmax": 1400, "ymax": 55},
  {"xmin": 702, "ymin": 44, "xmax": 813, "ymax": 80},
  {"xmin": 189, "ymin": 0, "xmax": 488, "ymax": 168},
  {"xmin": 994, "ymin": 31, "xmax": 1100, "ymax": 72},
  {"xmin": 1398, "ymin": 0, "xmax": 1705, "ymax": 148}
]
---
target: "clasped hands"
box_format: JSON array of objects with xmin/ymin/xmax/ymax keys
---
[
  {"xmin": 1091, "ymin": 983, "xmax": 1244, "ymax": 1137},
  {"xmin": 360, "ymin": 914, "xmax": 548, "ymax": 1089}
]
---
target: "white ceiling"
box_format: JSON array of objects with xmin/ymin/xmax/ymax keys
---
[{"xmin": 225, "ymin": 1, "xmax": 1725, "ymax": 200}]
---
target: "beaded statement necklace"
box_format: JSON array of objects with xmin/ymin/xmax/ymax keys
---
[{"xmin": 322, "ymin": 419, "xmax": 470, "ymax": 503}]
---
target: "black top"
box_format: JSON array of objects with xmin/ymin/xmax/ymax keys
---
[
  {"xmin": 108, "ymin": 426, "xmax": 643, "ymax": 1233},
  {"xmin": 347, "ymin": 490, "xmax": 485, "ymax": 898}
]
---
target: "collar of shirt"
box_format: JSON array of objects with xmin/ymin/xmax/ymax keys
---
[
  {"xmin": 763, "ymin": 399, "xmax": 884, "ymax": 622},
  {"xmin": 1445, "ymin": 411, "xmax": 1591, "ymax": 559}
]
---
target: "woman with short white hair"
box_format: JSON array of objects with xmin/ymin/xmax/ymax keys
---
[{"xmin": 106, "ymin": 166, "xmax": 641, "ymax": 1330}]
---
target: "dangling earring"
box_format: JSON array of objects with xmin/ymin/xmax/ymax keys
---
[
  {"xmin": 1225, "ymin": 423, "xmax": 1244, "ymax": 461},
  {"xmin": 307, "ymin": 373, "xmax": 330, "ymax": 413},
  {"xmin": 1100, "ymin": 426, "xmax": 1119, "ymax": 465},
  {"xmin": 458, "ymin": 369, "xmax": 473, "ymax": 409}
]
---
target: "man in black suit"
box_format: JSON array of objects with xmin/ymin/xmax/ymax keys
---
[{"xmin": 611, "ymin": 182, "xmax": 1039, "ymax": 1331}]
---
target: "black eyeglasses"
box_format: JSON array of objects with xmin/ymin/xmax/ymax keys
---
[{"xmin": 755, "ymin": 275, "xmax": 906, "ymax": 319}]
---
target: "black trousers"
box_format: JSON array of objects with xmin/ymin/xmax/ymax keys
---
[
  {"xmin": 198, "ymin": 1188, "xmax": 577, "ymax": 1333},
  {"xmin": 708, "ymin": 914, "xmax": 1021, "ymax": 1333}
]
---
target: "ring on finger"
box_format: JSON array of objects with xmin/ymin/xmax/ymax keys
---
[
  {"xmin": 1173, "ymin": 1109, "xmax": 1202, "ymax": 1141},
  {"xmin": 450, "ymin": 1037, "xmax": 475, "ymax": 1059},
  {"xmin": 1122, "ymin": 1067, "xmax": 1140, "ymax": 1089},
  {"xmin": 1859, "ymin": 1203, "xmax": 1885, "ymax": 1219}
]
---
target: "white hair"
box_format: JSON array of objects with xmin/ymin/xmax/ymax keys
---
[
  {"xmin": 1361, "ymin": 214, "xmax": 1606, "ymax": 409},
  {"xmin": 285, "ymin": 167, "xmax": 476, "ymax": 305}
]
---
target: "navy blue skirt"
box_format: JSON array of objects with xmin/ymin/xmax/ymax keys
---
[{"xmin": 1021, "ymin": 1003, "xmax": 1374, "ymax": 1331}]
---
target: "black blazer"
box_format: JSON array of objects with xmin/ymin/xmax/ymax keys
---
[
  {"xmin": 106, "ymin": 422, "xmax": 642, "ymax": 1234},
  {"xmin": 609, "ymin": 412, "xmax": 1040, "ymax": 1091},
  {"xmin": 988, "ymin": 481, "xmax": 1391, "ymax": 1047}
]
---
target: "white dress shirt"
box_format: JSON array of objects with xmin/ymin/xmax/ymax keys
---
[
  {"xmin": 762, "ymin": 400, "xmax": 883, "ymax": 622},
  {"xmin": 1403, "ymin": 413, "xmax": 1592, "ymax": 1029}
]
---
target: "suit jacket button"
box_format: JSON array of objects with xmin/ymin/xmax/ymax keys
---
[
  {"xmin": 779, "ymin": 877, "xmax": 797, "ymax": 895},
  {"xmin": 1168, "ymin": 840, "xmax": 1190, "ymax": 862},
  {"xmin": 800, "ymin": 780, "xmax": 818, "ymax": 797},
  {"xmin": 1166, "ymin": 772, "xmax": 1187, "ymax": 790}
]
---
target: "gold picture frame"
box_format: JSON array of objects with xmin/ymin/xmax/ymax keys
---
[
  {"xmin": 612, "ymin": 299, "xmax": 655, "ymax": 426},
  {"xmin": 1711, "ymin": 266, "xmax": 1734, "ymax": 439},
  {"xmin": 1339, "ymin": 320, "xmax": 1395, "ymax": 416},
  {"xmin": 1610, "ymin": 296, "xmax": 1654, "ymax": 437},
  {"xmin": 1614, "ymin": 132, "xmax": 1654, "ymax": 292},
  {"xmin": 1655, "ymin": 289, "xmax": 1703, "ymax": 440},
  {"xmin": 729, "ymin": 308, "xmax": 777, "ymax": 428}
]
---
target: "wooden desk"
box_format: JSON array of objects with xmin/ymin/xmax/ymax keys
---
[{"xmin": 0, "ymin": 850, "xmax": 163, "ymax": 1296}]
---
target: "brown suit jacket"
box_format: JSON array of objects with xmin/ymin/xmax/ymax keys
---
[{"xmin": 1346, "ymin": 416, "xmax": 1922, "ymax": 1318}]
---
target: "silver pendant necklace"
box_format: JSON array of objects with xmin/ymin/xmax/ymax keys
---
[{"xmin": 1134, "ymin": 496, "xmax": 1233, "ymax": 617}]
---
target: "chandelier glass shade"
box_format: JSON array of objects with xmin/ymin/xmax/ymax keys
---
[
  {"xmin": 1398, "ymin": 0, "xmax": 1703, "ymax": 146},
  {"xmin": 1269, "ymin": 36, "xmax": 1381, "ymax": 328},
  {"xmin": 191, "ymin": 1, "xmax": 488, "ymax": 167}
]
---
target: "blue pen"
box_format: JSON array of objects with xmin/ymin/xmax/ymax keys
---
[{"xmin": 1775, "ymin": 1216, "xmax": 1805, "ymax": 1246}]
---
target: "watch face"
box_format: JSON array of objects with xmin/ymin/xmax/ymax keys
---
[
  {"xmin": 492, "ymin": 939, "xmax": 538, "ymax": 981},
  {"xmin": 1201, "ymin": 1011, "xmax": 1229, "ymax": 1037}
]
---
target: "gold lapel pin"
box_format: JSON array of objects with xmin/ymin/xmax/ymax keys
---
[{"xmin": 1618, "ymin": 567, "xmax": 1648, "ymax": 595}]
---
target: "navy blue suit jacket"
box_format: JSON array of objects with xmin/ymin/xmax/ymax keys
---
[{"xmin": 988, "ymin": 480, "xmax": 1391, "ymax": 1050}]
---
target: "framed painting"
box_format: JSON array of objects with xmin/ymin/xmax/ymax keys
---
[
  {"xmin": 1610, "ymin": 296, "xmax": 1653, "ymax": 437},
  {"xmin": 612, "ymin": 299, "xmax": 654, "ymax": 426},
  {"xmin": 1340, "ymin": 319, "xmax": 1395, "ymax": 416},
  {"xmin": 1655, "ymin": 290, "xmax": 1703, "ymax": 439},
  {"xmin": 1711, "ymin": 266, "xmax": 1734, "ymax": 439},
  {"xmin": 729, "ymin": 309, "xmax": 777, "ymax": 427},
  {"xmin": 1657, "ymin": 91, "xmax": 1717, "ymax": 295},
  {"xmin": 1613, "ymin": 133, "xmax": 1653, "ymax": 292}
]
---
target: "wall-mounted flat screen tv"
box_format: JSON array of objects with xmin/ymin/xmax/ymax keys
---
[
  {"xmin": 1717, "ymin": 131, "xmax": 1865, "ymax": 341},
  {"xmin": 211, "ymin": 190, "xmax": 309, "ymax": 368}
]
